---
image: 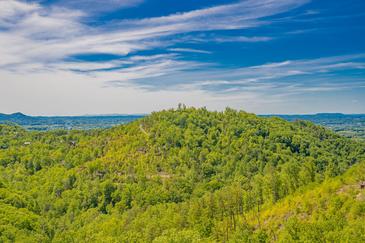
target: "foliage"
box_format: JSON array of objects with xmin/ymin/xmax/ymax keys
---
[{"xmin": 0, "ymin": 107, "xmax": 364, "ymax": 242}]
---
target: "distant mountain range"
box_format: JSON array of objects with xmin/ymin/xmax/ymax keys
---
[
  {"xmin": 0, "ymin": 112, "xmax": 145, "ymax": 131},
  {"xmin": 0, "ymin": 112, "xmax": 144, "ymax": 119},
  {"xmin": 262, "ymin": 113, "xmax": 365, "ymax": 123}
]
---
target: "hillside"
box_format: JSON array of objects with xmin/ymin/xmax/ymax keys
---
[
  {"xmin": 0, "ymin": 107, "xmax": 364, "ymax": 242},
  {"xmin": 242, "ymin": 160, "xmax": 365, "ymax": 242}
]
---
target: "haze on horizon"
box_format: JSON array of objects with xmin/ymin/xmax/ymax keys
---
[{"xmin": 1, "ymin": 0, "xmax": 365, "ymax": 116}]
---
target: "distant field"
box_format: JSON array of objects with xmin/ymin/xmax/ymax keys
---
[{"xmin": 1, "ymin": 112, "xmax": 364, "ymax": 140}]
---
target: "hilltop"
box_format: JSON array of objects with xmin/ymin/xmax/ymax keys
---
[
  {"xmin": 0, "ymin": 112, "xmax": 29, "ymax": 119},
  {"xmin": 1, "ymin": 111, "xmax": 364, "ymax": 140},
  {"xmin": 0, "ymin": 107, "xmax": 364, "ymax": 242}
]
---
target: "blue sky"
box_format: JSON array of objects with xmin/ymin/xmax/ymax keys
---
[{"xmin": 0, "ymin": 0, "xmax": 365, "ymax": 115}]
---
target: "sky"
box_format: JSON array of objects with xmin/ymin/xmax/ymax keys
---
[{"xmin": 0, "ymin": 0, "xmax": 365, "ymax": 115}]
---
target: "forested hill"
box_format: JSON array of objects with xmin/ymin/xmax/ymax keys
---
[
  {"xmin": 1, "ymin": 112, "xmax": 364, "ymax": 140},
  {"xmin": 0, "ymin": 107, "xmax": 365, "ymax": 242}
]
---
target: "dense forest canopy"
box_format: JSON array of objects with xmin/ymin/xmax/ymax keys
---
[{"xmin": 0, "ymin": 107, "xmax": 364, "ymax": 242}]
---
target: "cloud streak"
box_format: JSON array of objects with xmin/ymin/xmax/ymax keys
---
[
  {"xmin": 105, "ymin": 54, "xmax": 365, "ymax": 98},
  {"xmin": 168, "ymin": 48, "xmax": 212, "ymax": 54},
  {"xmin": 0, "ymin": 0, "xmax": 309, "ymax": 71},
  {"xmin": 49, "ymin": 0, "xmax": 144, "ymax": 13}
]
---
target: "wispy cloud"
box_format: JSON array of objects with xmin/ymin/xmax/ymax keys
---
[
  {"xmin": 0, "ymin": 0, "xmax": 309, "ymax": 72},
  {"xmin": 174, "ymin": 34, "xmax": 273, "ymax": 44},
  {"xmin": 212, "ymin": 36, "xmax": 273, "ymax": 43},
  {"xmin": 106, "ymin": 54, "xmax": 365, "ymax": 95},
  {"xmin": 168, "ymin": 48, "xmax": 212, "ymax": 54},
  {"xmin": 51, "ymin": 0, "xmax": 144, "ymax": 13}
]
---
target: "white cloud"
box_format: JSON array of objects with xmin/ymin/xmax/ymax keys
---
[
  {"xmin": 35, "ymin": 0, "xmax": 144, "ymax": 13},
  {"xmin": 84, "ymin": 53, "xmax": 365, "ymax": 112},
  {"xmin": 168, "ymin": 48, "xmax": 212, "ymax": 54},
  {"xmin": 212, "ymin": 36, "xmax": 273, "ymax": 43},
  {"xmin": 0, "ymin": 0, "xmax": 39, "ymax": 27},
  {"xmin": 0, "ymin": 0, "xmax": 309, "ymax": 72}
]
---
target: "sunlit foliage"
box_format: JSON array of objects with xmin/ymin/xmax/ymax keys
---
[{"xmin": 0, "ymin": 107, "xmax": 364, "ymax": 242}]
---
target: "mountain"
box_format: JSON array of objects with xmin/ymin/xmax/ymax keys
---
[
  {"xmin": 315, "ymin": 112, "xmax": 345, "ymax": 116},
  {"xmin": 0, "ymin": 112, "xmax": 145, "ymax": 131},
  {"xmin": 0, "ymin": 112, "xmax": 29, "ymax": 120},
  {"xmin": 0, "ymin": 107, "xmax": 364, "ymax": 242}
]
